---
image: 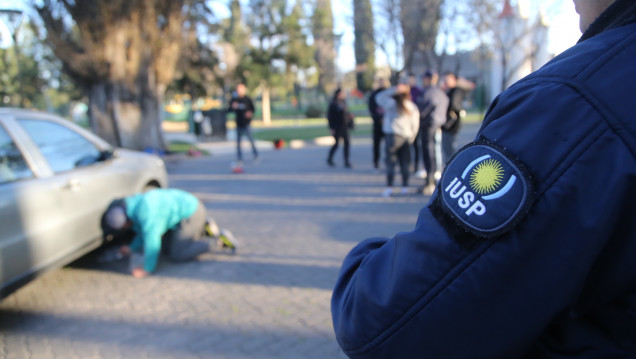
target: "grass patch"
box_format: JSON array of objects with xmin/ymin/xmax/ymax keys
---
[
  {"xmin": 246, "ymin": 110, "xmax": 483, "ymax": 144},
  {"xmin": 253, "ymin": 123, "xmax": 372, "ymax": 143},
  {"xmin": 168, "ymin": 141, "xmax": 210, "ymax": 156}
]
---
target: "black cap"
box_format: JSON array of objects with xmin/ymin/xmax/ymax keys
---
[{"xmin": 423, "ymin": 70, "xmax": 437, "ymax": 78}]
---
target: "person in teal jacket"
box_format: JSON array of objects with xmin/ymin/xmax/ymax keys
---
[{"xmin": 102, "ymin": 188, "xmax": 234, "ymax": 278}]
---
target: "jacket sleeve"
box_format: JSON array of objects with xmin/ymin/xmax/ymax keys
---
[
  {"xmin": 246, "ymin": 97, "xmax": 255, "ymax": 114},
  {"xmin": 331, "ymin": 80, "xmax": 633, "ymax": 358},
  {"xmin": 409, "ymin": 104, "xmax": 420, "ymax": 143},
  {"xmin": 443, "ymin": 88, "xmax": 464, "ymax": 130},
  {"xmin": 375, "ymin": 87, "xmax": 395, "ymax": 111},
  {"xmin": 368, "ymin": 91, "xmax": 376, "ymax": 113},
  {"xmin": 130, "ymin": 199, "xmax": 166, "ymax": 273},
  {"xmin": 418, "ymin": 91, "xmax": 435, "ymax": 120},
  {"xmin": 327, "ymin": 103, "xmax": 336, "ymax": 130},
  {"xmin": 227, "ymin": 99, "xmax": 236, "ymax": 113}
]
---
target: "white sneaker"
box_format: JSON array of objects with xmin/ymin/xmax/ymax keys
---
[
  {"xmin": 382, "ymin": 188, "xmax": 393, "ymax": 197},
  {"xmin": 400, "ymin": 187, "xmax": 409, "ymax": 195},
  {"xmin": 434, "ymin": 171, "xmax": 442, "ymax": 181},
  {"xmin": 217, "ymin": 229, "xmax": 238, "ymax": 254},
  {"xmin": 415, "ymin": 170, "xmax": 427, "ymax": 179},
  {"xmin": 205, "ymin": 218, "xmax": 220, "ymax": 238}
]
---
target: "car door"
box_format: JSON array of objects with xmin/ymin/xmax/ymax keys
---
[
  {"xmin": 0, "ymin": 122, "xmax": 67, "ymax": 292},
  {"xmin": 15, "ymin": 118, "xmax": 126, "ymax": 257}
]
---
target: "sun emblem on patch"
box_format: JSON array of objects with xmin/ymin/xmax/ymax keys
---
[{"xmin": 470, "ymin": 159, "xmax": 504, "ymax": 195}]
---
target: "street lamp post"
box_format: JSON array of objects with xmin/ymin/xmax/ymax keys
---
[{"xmin": 0, "ymin": 9, "xmax": 24, "ymax": 107}]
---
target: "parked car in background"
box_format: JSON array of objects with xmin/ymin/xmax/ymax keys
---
[{"xmin": 0, "ymin": 108, "xmax": 168, "ymax": 298}]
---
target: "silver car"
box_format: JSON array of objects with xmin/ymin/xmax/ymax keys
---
[{"xmin": 0, "ymin": 108, "xmax": 168, "ymax": 298}]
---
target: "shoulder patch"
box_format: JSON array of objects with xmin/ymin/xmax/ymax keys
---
[{"xmin": 437, "ymin": 141, "xmax": 534, "ymax": 238}]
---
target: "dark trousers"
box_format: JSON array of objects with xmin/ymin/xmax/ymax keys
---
[
  {"xmin": 372, "ymin": 119, "xmax": 384, "ymax": 167},
  {"xmin": 442, "ymin": 130, "xmax": 457, "ymax": 164},
  {"xmin": 328, "ymin": 130, "xmax": 350, "ymax": 165},
  {"xmin": 421, "ymin": 123, "xmax": 439, "ymax": 186},
  {"xmin": 236, "ymin": 126, "xmax": 258, "ymax": 161},
  {"xmin": 385, "ymin": 134, "xmax": 411, "ymax": 187},
  {"xmin": 412, "ymin": 128, "xmax": 421, "ymax": 172},
  {"xmin": 163, "ymin": 202, "xmax": 211, "ymax": 262}
]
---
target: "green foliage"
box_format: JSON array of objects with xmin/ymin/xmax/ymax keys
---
[
  {"xmin": 353, "ymin": 0, "xmax": 375, "ymax": 92},
  {"xmin": 304, "ymin": 104, "xmax": 323, "ymax": 118},
  {"xmin": 311, "ymin": 0, "xmax": 336, "ymax": 96},
  {"xmin": 400, "ymin": 0, "xmax": 443, "ymax": 72},
  {"xmin": 168, "ymin": 1, "xmax": 220, "ymax": 98},
  {"xmin": 252, "ymin": 123, "xmax": 372, "ymax": 142},
  {"xmin": 0, "ymin": 44, "xmax": 46, "ymax": 108}
]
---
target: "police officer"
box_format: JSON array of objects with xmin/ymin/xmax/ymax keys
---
[{"xmin": 331, "ymin": 0, "xmax": 636, "ymax": 357}]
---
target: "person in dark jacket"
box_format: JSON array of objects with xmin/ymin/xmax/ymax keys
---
[
  {"xmin": 332, "ymin": 0, "xmax": 636, "ymax": 358},
  {"xmin": 327, "ymin": 88, "xmax": 353, "ymax": 168},
  {"xmin": 368, "ymin": 78, "xmax": 387, "ymax": 170},
  {"xmin": 417, "ymin": 70, "xmax": 449, "ymax": 196},
  {"xmin": 228, "ymin": 83, "xmax": 258, "ymax": 163},
  {"xmin": 408, "ymin": 74, "xmax": 424, "ymax": 174},
  {"xmin": 440, "ymin": 72, "xmax": 467, "ymax": 164}
]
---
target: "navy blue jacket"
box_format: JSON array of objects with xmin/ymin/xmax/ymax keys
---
[{"xmin": 332, "ymin": 3, "xmax": 636, "ymax": 358}]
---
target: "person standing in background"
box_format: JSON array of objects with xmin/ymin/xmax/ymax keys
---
[
  {"xmin": 376, "ymin": 84, "xmax": 420, "ymax": 197},
  {"xmin": 327, "ymin": 88, "xmax": 354, "ymax": 168},
  {"xmin": 417, "ymin": 70, "xmax": 448, "ymax": 196},
  {"xmin": 368, "ymin": 78, "xmax": 387, "ymax": 170},
  {"xmin": 228, "ymin": 84, "xmax": 258, "ymax": 163},
  {"xmin": 440, "ymin": 73, "xmax": 467, "ymax": 164},
  {"xmin": 408, "ymin": 74, "xmax": 424, "ymax": 174}
]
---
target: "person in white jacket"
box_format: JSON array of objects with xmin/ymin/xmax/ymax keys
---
[{"xmin": 376, "ymin": 84, "xmax": 420, "ymax": 197}]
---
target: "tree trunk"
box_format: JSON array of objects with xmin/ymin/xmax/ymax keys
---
[
  {"xmin": 88, "ymin": 81, "xmax": 121, "ymax": 147},
  {"xmin": 87, "ymin": 79, "xmax": 167, "ymax": 152}
]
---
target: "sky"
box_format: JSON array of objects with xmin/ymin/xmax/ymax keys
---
[
  {"xmin": 329, "ymin": 0, "xmax": 582, "ymax": 72},
  {"xmin": 0, "ymin": 0, "xmax": 583, "ymax": 72}
]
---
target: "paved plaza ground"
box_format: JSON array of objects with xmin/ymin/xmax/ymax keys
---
[{"xmin": 0, "ymin": 124, "xmax": 479, "ymax": 359}]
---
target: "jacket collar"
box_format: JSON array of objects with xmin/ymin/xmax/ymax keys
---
[{"xmin": 579, "ymin": 0, "xmax": 636, "ymax": 42}]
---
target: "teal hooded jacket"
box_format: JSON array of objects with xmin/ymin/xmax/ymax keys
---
[{"xmin": 125, "ymin": 189, "xmax": 199, "ymax": 272}]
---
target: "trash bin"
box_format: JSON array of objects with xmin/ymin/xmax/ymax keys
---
[{"xmin": 202, "ymin": 109, "xmax": 227, "ymax": 139}]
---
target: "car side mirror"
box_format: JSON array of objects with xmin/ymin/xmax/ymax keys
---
[{"xmin": 99, "ymin": 149, "xmax": 117, "ymax": 161}]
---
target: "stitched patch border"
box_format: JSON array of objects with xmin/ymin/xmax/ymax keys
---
[{"xmin": 436, "ymin": 139, "xmax": 535, "ymax": 238}]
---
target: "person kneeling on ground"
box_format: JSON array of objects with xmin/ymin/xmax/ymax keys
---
[{"xmin": 101, "ymin": 188, "xmax": 237, "ymax": 278}]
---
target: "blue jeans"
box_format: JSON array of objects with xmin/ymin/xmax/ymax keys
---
[{"xmin": 236, "ymin": 126, "xmax": 258, "ymax": 161}]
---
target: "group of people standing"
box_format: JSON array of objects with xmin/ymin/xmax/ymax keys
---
[{"xmin": 364, "ymin": 71, "xmax": 469, "ymax": 196}]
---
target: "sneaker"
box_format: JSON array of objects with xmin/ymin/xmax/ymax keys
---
[
  {"xmin": 400, "ymin": 187, "xmax": 409, "ymax": 195},
  {"xmin": 217, "ymin": 229, "xmax": 238, "ymax": 254},
  {"xmin": 345, "ymin": 163, "xmax": 353, "ymax": 169},
  {"xmin": 205, "ymin": 218, "xmax": 220, "ymax": 238},
  {"xmin": 382, "ymin": 188, "xmax": 393, "ymax": 197},
  {"xmin": 327, "ymin": 159, "xmax": 335, "ymax": 167},
  {"xmin": 415, "ymin": 170, "xmax": 427, "ymax": 179}
]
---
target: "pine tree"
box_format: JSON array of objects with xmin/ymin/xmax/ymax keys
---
[
  {"xmin": 400, "ymin": 0, "xmax": 443, "ymax": 73},
  {"xmin": 311, "ymin": 0, "xmax": 336, "ymax": 97},
  {"xmin": 353, "ymin": 0, "xmax": 375, "ymax": 92}
]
